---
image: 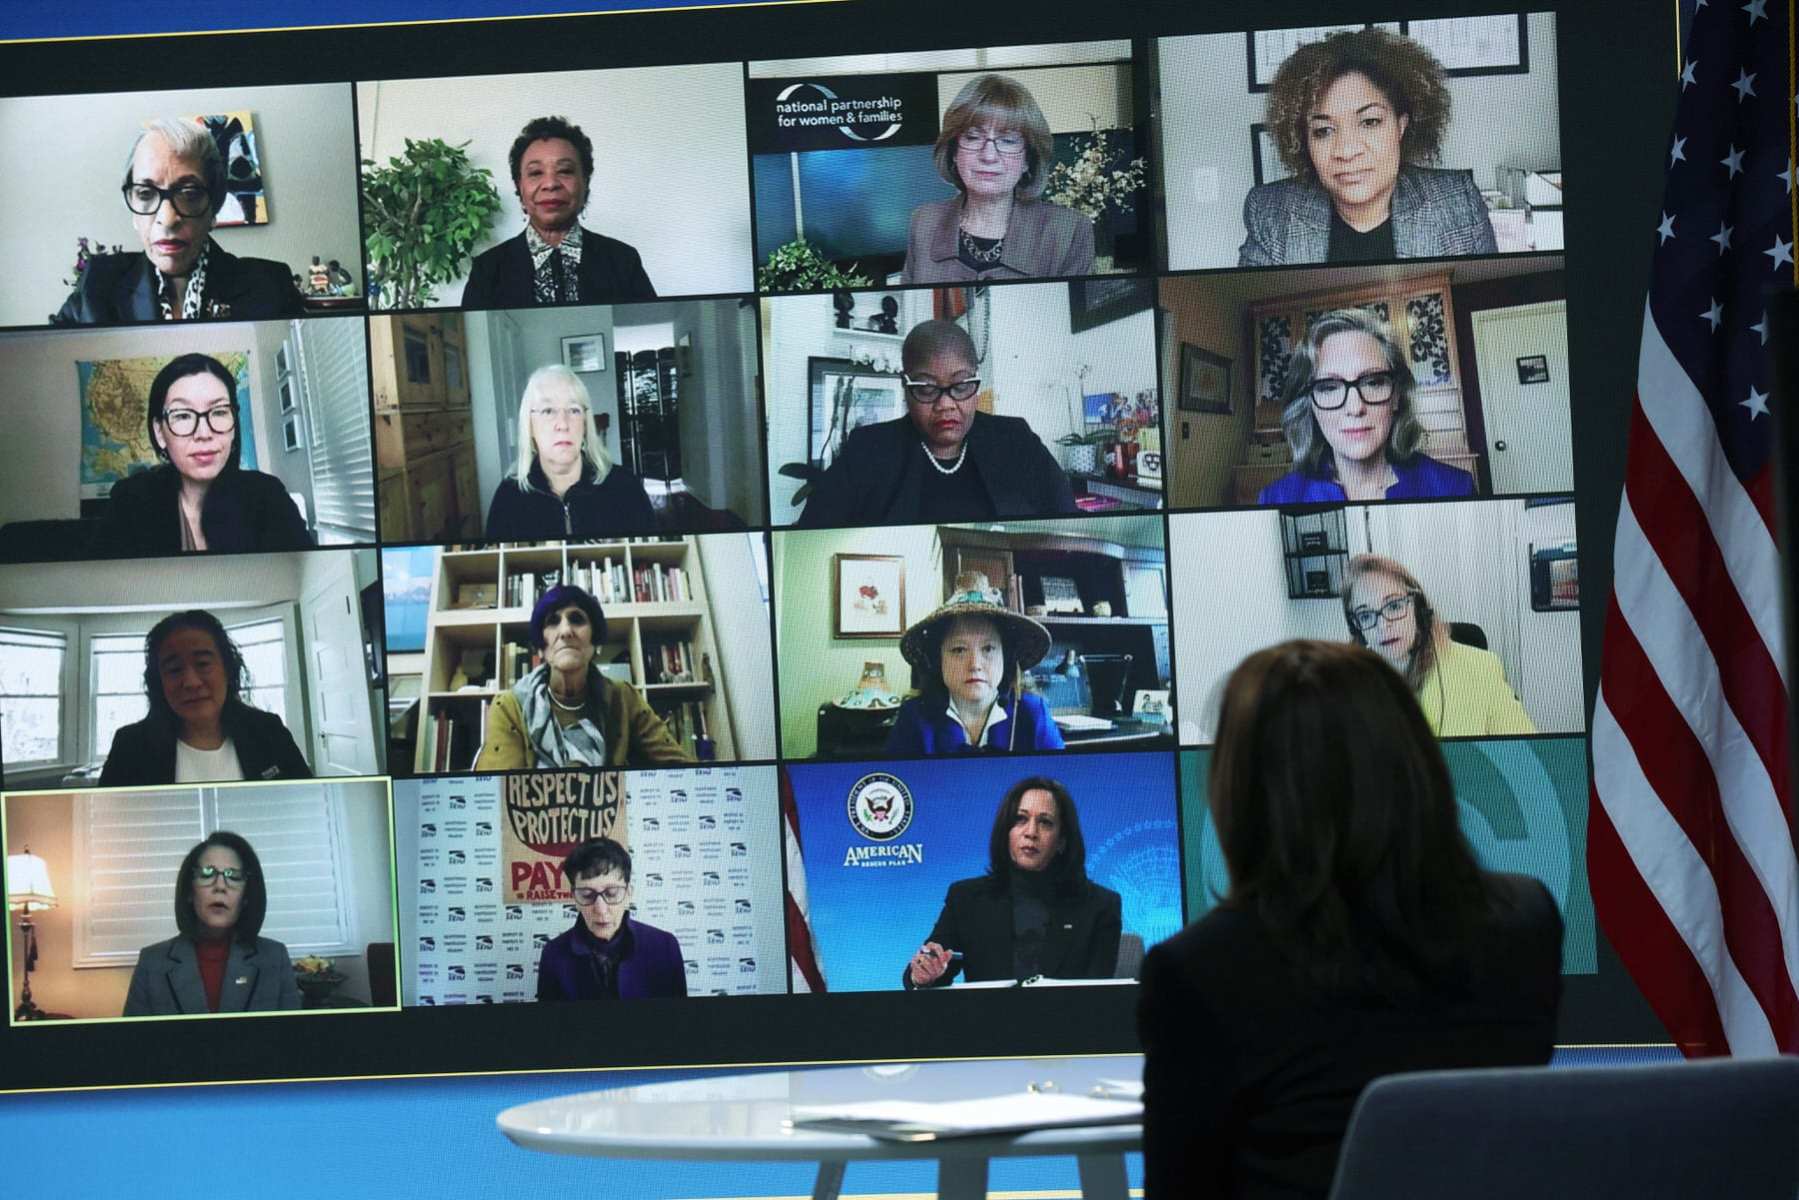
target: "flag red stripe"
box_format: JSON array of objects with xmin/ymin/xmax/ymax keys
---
[{"xmin": 779, "ymin": 767, "xmax": 827, "ymax": 993}]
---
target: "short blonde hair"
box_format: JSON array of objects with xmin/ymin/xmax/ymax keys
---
[
  {"xmin": 513, "ymin": 364, "xmax": 611, "ymax": 490},
  {"xmin": 933, "ymin": 74, "xmax": 1056, "ymax": 201}
]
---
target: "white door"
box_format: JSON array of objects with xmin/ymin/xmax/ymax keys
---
[
  {"xmin": 1472, "ymin": 300, "xmax": 1572, "ymax": 495},
  {"xmin": 303, "ymin": 557, "xmax": 378, "ymax": 775}
]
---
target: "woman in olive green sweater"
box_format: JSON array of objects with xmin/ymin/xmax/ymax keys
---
[{"xmin": 475, "ymin": 583, "xmax": 692, "ymax": 769}]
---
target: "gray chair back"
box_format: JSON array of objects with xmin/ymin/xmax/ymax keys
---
[
  {"xmin": 1328, "ymin": 1058, "xmax": 1799, "ymax": 1200},
  {"xmin": 1114, "ymin": 932, "xmax": 1144, "ymax": 979}
]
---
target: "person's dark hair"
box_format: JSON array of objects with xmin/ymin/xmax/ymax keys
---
[
  {"xmin": 142, "ymin": 610, "xmax": 248, "ymax": 726},
  {"xmin": 1265, "ymin": 28, "xmax": 1453, "ymax": 184},
  {"xmin": 528, "ymin": 584, "xmax": 607, "ymax": 650},
  {"xmin": 508, "ymin": 116, "xmax": 595, "ymax": 194},
  {"xmin": 173, "ymin": 830, "xmax": 267, "ymax": 945},
  {"xmin": 145, "ymin": 354, "xmax": 243, "ymax": 470},
  {"xmin": 1208, "ymin": 640, "xmax": 1492, "ymax": 998},
  {"xmin": 907, "ymin": 613, "xmax": 1017, "ymax": 708},
  {"xmin": 985, "ymin": 776, "xmax": 1089, "ymax": 896},
  {"xmin": 563, "ymin": 836, "xmax": 633, "ymax": 887},
  {"xmin": 901, "ymin": 319, "xmax": 980, "ymax": 375},
  {"xmin": 1278, "ymin": 308, "xmax": 1423, "ymax": 477}
]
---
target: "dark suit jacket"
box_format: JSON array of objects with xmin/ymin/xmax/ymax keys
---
[
  {"xmin": 796, "ymin": 412, "xmax": 1076, "ymax": 528},
  {"xmin": 484, "ymin": 460, "xmax": 657, "ymax": 541},
  {"xmin": 123, "ymin": 934, "xmax": 302, "ymax": 1016},
  {"xmin": 902, "ymin": 197, "xmax": 1096, "ymax": 282},
  {"xmin": 53, "ymin": 242, "xmax": 304, "ymax": 325},
  {"xmin": 461, "ymin": 227, "xmax": 656, "ymax": 309},
  {"xmin": 535, "ymin": 915, "xmax": 689, "ymax": 1001},
  {"xmin": 99, "ymin": 466, "xmax": 313, "ymax": 557},
  {"xmin": 99, "ymin": 703, "xmax": 314, "ymax": 787},
  {"xmin": 902, "ymin": 875, "xmax": 1123, "ymax": 988},
  {"xmin": 1238, "ymin": 166, "xmax": 1499, "ymax": 267},
  {"xmin": 1137, "ymin": 871, "xmax": 1562, "ymax": 1199}
]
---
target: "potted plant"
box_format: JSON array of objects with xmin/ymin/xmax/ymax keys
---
[
  {"xmin": 293, "ymin": 954, "xmax": 348, "ymax": 1007},
  {"xmin": 361, "ymin": 138, "xmax": 503, "ymax": 310},
  {"xmin": 757, "ymin": 239, "xmax": 873, "ymax": 292},
  {"xmin": 1056, "ymin": 426, "xmax": 1116, "ymax": 476}
]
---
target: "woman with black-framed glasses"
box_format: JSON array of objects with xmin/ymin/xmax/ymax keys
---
[
  {"xmin": 535, "ymin": 837, "xmax": 687, "ymax": 1001},
  {"xmin": 53, "ymin": 118, "xmax": 303, "ymax": 325},
  {"xmin": 1257, "ymin": 307, "xmax": 1476, "ymax": 504},
  {"xmin": 794, "ymin": 318, "xmax": 1074, "ymax": 527},
  {"xmin": 123, "ymin": 831, "xmax": 303, "ymax": 1016},
  {"xmin": 97, "ymin": 353, "xmax": 312, "ymax": 556}
]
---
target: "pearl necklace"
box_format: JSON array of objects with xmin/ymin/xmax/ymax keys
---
[
  {"xmin": 921, "ymin": 439, "xmax": 969, "ymax": 475},
  {"xmin": 549, "ymin": 688, "xmax": 586, "ymax": 713}
]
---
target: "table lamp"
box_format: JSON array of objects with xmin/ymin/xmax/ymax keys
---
[{"xmin": 6, "ymin": 847, "xmax": 57, "ymax": 1021}]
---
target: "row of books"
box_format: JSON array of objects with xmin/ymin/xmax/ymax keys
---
[
  {"xmin": 652, "ymin": 699, "xmax": 716, "ymax": 760},
  {"xmin": 444, "ymin": 536, "xmax": 685, "ymax": 552},
  {"xmin": 423, "ymin": 701, "xmax": 486, "ymax": 772},
  {"xmin": 642, "ymin": 637, "xmax": 704, "ymax": 685},
  {"xmin": 460, "ymin": 563, "xmax": 693, "ymax": 610}
]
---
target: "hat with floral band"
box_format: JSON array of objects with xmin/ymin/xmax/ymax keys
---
[{"xmin": 899, "ymin": 571, "xmax": 1052, "ymax": 672}]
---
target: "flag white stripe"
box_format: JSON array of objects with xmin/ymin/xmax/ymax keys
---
[
  {"xmin": 1637, "ymin": 305, "xmax": 1788, "ymax": 683},
  {"xmin": 784, "ymin": 806, "xmax": 820, "ymax": 993},
  {"xmin": 1592, "ymin": 693, "xmax": 1780, "ymax": 1055}
]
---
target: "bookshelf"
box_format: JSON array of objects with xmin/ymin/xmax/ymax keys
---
[{"xmin": 414, "ymin": 536, "xmax": 736, "ymax": 771}]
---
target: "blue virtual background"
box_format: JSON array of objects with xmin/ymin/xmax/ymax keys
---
[{"xmin": 788, "ymin": 753, "xmax": 1183, "ymax": 991}]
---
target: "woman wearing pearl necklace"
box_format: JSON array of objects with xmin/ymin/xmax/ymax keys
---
[{"xmin": 795, "ymin": 319, "xmax": 1075, "ymax": 528}]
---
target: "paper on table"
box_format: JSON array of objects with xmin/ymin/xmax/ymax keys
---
[
  {"xmin": 1094, "ymin": 1078, "xmax": 1144, "ymax": 1099},
  {"xmin": 789, "ymin": 1091, "xmax": 1142, "ymax": 1141}
]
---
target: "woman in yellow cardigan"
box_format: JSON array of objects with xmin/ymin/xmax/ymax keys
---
[
  {"xmin": 475, "ymin": 583, "xmax": 691, "ymax": 769},
  {"xmin": 1340, "ymin": 554, "xmax": 1536, "ymax": 737}
]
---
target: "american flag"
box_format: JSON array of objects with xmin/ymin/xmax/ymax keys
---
[
  {"xmin": 1588, "ymin": 0, "xmax": 1798, "ymax": 1055},
  {"xmin": 781, "ymin": 768, "xmax": 828, "ymax": 992}
]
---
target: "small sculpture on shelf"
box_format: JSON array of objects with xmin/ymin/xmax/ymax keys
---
[
  {"xmin": 298, "ymin": 254, "xmax": 359, "ymax": 299},
  {"xmin": 834, "ymin": 661, "xmax": 901, "ymax": 710}
]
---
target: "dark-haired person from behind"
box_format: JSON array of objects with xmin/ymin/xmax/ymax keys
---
[
  {"xmin": 124, "ymin": 831, "xmax": 303, "ymax": 1016},
  {"xmin": 797, "ymin": 319, "xmax": 1074, "ymax": 527},
  {"xmin": 99, "ymin": 353, "xmax": 313, "ymax": 555},
  {"xmin": 903, "ymin": 777, "xmax": 1119, "ymax": 988},
  {"xmin": 1137, "ymin": 640, "xmax": 1561, "ymax": 1198},
  {"xmin": 536, "ymin": 837, "xmax": 688, "ymax": 1001},
  {"xmin": 100, "ymin": 611, "xmax": 313, "ymax": 786},
  {"xmin": 461, "ymin": 115, "xmax": 655, "ymax": 308}
]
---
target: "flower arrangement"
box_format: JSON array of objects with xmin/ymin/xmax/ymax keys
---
[
  {"xmin": 757, "ymin": 239, "xmax": 873, "ymax": 292},
  {"xmin": 64, "ymin": 236, "xmax": 125, "ymax": 289},
  {"xmin": 1043, "ymin": 125, "xmax": 1149, "ymax": 222},
  {"xmin": 293, "ymin": 955, "xmax": 346, "ymax": 991}
]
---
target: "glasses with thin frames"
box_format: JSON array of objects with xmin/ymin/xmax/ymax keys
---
[
  {"xmin": 1307, "ymin": 371, "xmax": 1396, "ymax": 410},
  {"xmin": 532, "ymin": 405, "xmax": 587, "ymax": 422},
  {"xmin": 573, "ymin": 885, "xmax": 628, "ymax": 908},
  {"xmin": 195, "ymin": 865, "xmax": 249, "ymax": 887},
  {"xmin": 902, "ymin": 375, "xmax": 981, "ymax": 405},
  {"xmin": 1350, "ymin": 593, "xmax": 1416, "ymax": 631},
  {"xmin": 122, "ymin": 181, "xmax": 213, "ymax": 219},
  {"xmin": 956, "ymin": 129, "xmax": 1027, "ymax": 157},
  {"xmin": 162, "ymin": 406, "xmax": 237, "ymax": 437}
]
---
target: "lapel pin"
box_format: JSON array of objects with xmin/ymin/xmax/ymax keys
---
[{"xmin": 235, "ymin": 976, "xmax": 250, "ymax": 985}]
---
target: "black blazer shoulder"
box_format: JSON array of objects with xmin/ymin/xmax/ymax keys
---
[
  {"xmin": 53, "ymin": 244, "xmax": 304, "ymax": 325},
  {"xmin": 904, "ymin": 874, "xmax": 1122, "ymax": 988},
  {"xmin": 98, "ymin": 466, "xmax": 313, "ymax": 557},
  {"xmin": 461, "ymin": 227, "xmax": 656, "ymax": 309},
  {"xmin": 99, "ymin": 703, "xmax": 314, "ymax": 787},
  {"xmin": 796, "ymin": 412, "xmax": 1075, "ymax": 528}
]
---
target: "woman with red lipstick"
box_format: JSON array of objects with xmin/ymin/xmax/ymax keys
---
[
  {"xmin": 97, "ymin": 353, "xmax": 313, "ymax": 556},
  {"xmin": 483, "ymin": 364, "xmax": 657, "ymax": 539},
  {"xmin": 1239, "ymin": 29, "xmax": 1496, "ymax": 267},
  {"xmin": 461, "ymin": 116, "xmax": 655, "ymax": 309},
  {"xmin": 903, "ymin": 776, "xmax": 1121, "ymax": 988},
  {"xmin": 123, "ymin": 831, "xmax": 303, "ymax": 1015},
  {"xmin": 1341, "ymin": 554, "xmax": 1535, "ymax": 737},
  {"xmin": 795, "ymin": 320, "xmax": 1074, "ymax": 527},
  {"xmin": 100, "ymin": 610, "xmax": 313, "ymax": 786},
  {"xmin": 901, "ymin": 74, "xmax": 1094, "ymax": 283},
  {"xmin": 1257, "ymin": 309, "xmax": 1474, "ymax": 503},
  {"xmin": 54, "ymin": 118, "xmax": 304, "ymax": 324}
]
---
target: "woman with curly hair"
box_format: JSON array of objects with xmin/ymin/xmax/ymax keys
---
[{"xmin": 1239, "ymin": 29, "xmax": 1498, "ymax": 266}]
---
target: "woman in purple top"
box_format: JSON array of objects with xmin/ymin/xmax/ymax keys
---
[
  {"xmin": 535, "ymin": 837, "xmax": 687, "ymax": 1001},
  {"xmin": 1257, "ymin": 308, "xmax": 1475, "ymax": 504}
]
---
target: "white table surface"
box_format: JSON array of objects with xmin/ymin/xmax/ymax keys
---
[{"xmin": 498, "ymin": 1054, "xmax": 1144, "ymax": 1200}]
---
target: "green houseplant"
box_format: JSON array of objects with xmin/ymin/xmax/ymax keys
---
[
  {"xmin": 757, "ymin": 238, "xmax": 872, "ymax": 292},
  {"xmin": 362, "ymin": 138, "xmax": 504, "ymax": 310}
]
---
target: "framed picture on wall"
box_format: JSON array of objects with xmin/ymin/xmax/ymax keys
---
[
  {"xmin": 833, "ymin": 554, "xmax": 906, "ymax": 639},
  {"xmin": 1250, "ymin": 123, "xmax": 1290, "ymax": 188},
  {"xmin": 1068, "ymin": 278, "xmax": 1153, "ymax": 333},
  {"xmin": 1400, "ymin": 14, "xmax": 1528, "ymax": 76},
  {"xmin": 561, "ymin": 334, "xmax": 607, "ymax": 373},
  {"xmin": 282, "ymin": 412, "xmax": 303, "ymax": 452},
  {"xmin": 1246, "ymin": 23, "xmax": 1401, "ymax": 91},
  {"xmin": 808, "ymin": 356, "xmax": 904, "ymax": 467},
  {"xmin": 1179, "ymin": 343, "xmax": 1233, "ymax": 413}
]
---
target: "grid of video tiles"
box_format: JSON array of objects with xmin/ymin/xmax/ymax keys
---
[{"xmin": 1, "ymin": 14, "xmax": 1592, "ymax": 1042}]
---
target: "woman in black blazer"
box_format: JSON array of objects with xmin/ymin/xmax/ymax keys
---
[
  {"xmin": 1137, "ymin": 641, "xmax": 1562, "ymax": 1198},
  {"xmin": 461, "ymin": 115, "xmax": 655, "ymax": 309},
  {"xmin": 903, "ymin": 776, "xmax": 1121, "ymax": 988},
  {"xmin": 100, "ymin": 610, "xmax": 312, "ymax": 787}
]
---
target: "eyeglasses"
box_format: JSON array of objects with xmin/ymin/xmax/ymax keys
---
[
  {"xmin": 902, "ymin": 375, "xmax": 981, "ymax": 405},
  {"xmin": 161, "ymin": 405, "xmax": 237, "ymax": 437},
  {"xmin": 531, "ymin": 405, "xmax": 587, "ymax": 422},
  {"xmin": 1307, "ymin": 371, "xmax": 1396, "ymax": 410},
  {"xmin": 956, "ymin": 129, "xmax": 1027, "ymax": 157},
  {"xmin": 122, "ymin": 181, "xmax": 213, "ymax": 219},
  {"xmin": 195, "ymin": 866, "xmax": 248, "ymax": 887},
  {"xmin": 573, "ymin": 885, "xmax": 628, "ymax": 908},
  {"xmin": 1350, "ymin": 593, "xmax": 1416, "ymax": 631}
]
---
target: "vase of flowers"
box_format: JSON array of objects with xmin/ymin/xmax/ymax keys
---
[
  {"xmin": 294, "ymin": 955, "xmax": 347, "ymax": 1007},
  {"xmin": 1042, "ymin": 123, "xmax": 1149, "ymax": 273}
]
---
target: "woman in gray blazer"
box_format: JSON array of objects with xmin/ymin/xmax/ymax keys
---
[
  {"xmin": 902, "ymin": 74, "xmax": 1094, "ymax": 283},
  {"xmin": 1239, "ymin": 28, "xmax": 1498, "ymax": 267},
  {"xmin": 123, "ymin": 831, "xmax": 302, "ymax": 1016}
]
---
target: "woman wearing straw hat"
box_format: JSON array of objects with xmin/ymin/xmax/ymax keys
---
[{"xmin": 884, "ymin": 571, "xmax": 1065, "ymax": 755}]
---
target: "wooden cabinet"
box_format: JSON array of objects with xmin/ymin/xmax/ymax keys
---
[{"xmin": 371, "ymin": 313, "xmax": 481, "ymax": 540}]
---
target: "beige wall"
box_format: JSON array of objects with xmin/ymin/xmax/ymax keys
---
[{"xmin": 1160, "ymin": 276, "xmax": 1255, "ymax": 508}]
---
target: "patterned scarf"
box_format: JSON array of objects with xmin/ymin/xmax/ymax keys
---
[
  {"xmin": 526, "ymin": 222, "xmax": 583, "ymax": 304},
  {"xmin": 512, "ymin": 663, "xmax": 607, "ymax": 767},
  {"xmin": 154, "ymin": 239, "xmax": 212, "ymax": 321}
]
